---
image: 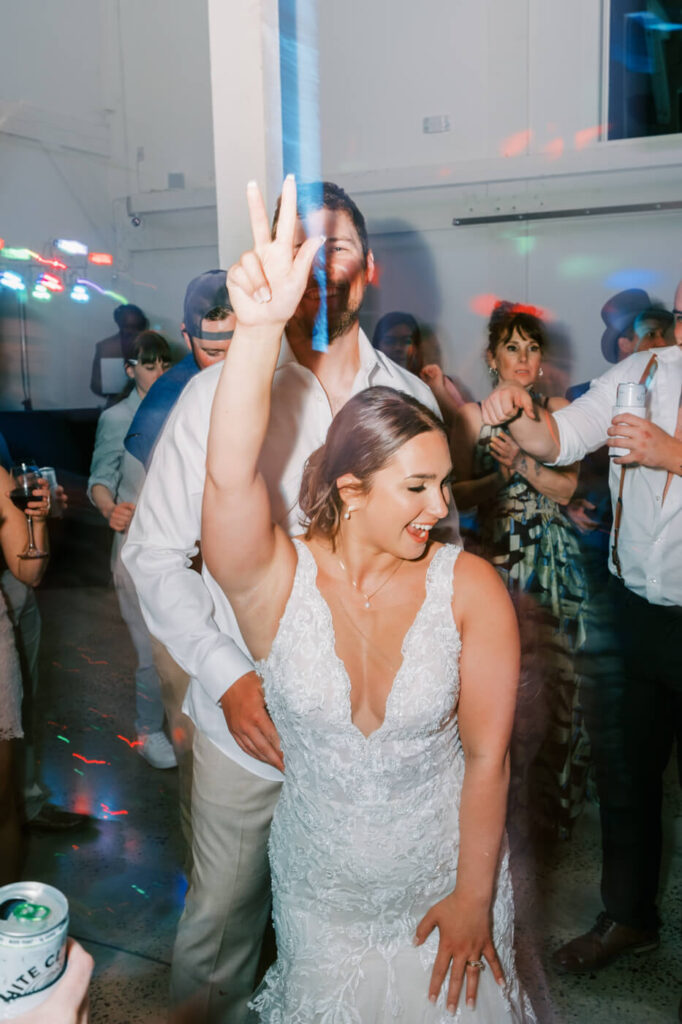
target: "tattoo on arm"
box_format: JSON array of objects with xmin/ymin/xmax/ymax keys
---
[
  {"xmin": 517, "ymin": 456, "xmax": 528, "ymax": 475},
  {"xmin": 533, "ymin": 459, "xmax": 543, "ymax": 476}
]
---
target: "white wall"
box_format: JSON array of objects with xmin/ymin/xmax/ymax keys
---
[
  {"xmin": 3, "ymin": 0, "xmax": 682, "ymax": 410},
  {"xmin": 0, "ymin": 0, "xmax": 219, "ymax": 410},
  {"xmin": 314, "ymin": 0, "xmax": 682, "ymax": 397}
]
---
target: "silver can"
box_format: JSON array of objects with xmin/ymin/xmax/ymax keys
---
[
  {"xmin": 0, "ymin": 882, "xmax": 69, "ymax": 1019},
  {"xmin": 38, "ymin": 466, "xmax": 62, "ymax": 518}
]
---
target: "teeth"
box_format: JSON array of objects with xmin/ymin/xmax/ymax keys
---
[{"xmin": 411, "ymin": 523, "xmax": 433, "ymax": 531}]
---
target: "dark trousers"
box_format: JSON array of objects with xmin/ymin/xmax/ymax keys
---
[{"xmin": 581, "ymin": 575, "xmax": 682, "ymax": 931}]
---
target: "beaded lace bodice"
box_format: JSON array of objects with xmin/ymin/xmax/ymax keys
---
[{"xmin": 253, "ymin": 540, "xmax": 534, "ymax": 1023}]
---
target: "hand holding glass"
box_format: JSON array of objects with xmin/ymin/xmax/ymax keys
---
[{"xmin": 10, "ymin": 462, "xmax": 49, "ymax": 559}]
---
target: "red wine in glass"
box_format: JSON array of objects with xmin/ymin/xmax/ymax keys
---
[
  {"xmin": 9, "ymin": 463, "xmax": 48, "ymax": 559},
  {"xmin": 9, "ymin": 489, "xmax": 32, "ymax": 512}
]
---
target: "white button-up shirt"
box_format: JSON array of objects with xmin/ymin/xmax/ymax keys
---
[
  {"xmin": 553, "ymin": 345, "xmax": 682, "ymax": 607},
  {"xmin": 122, "ymin": 330, "xmax": 455, "ymax": 780}
]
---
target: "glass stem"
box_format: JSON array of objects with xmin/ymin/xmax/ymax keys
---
[{"xmin": 26, "ymin": 516, "xmax": 37, "ymax": 554}]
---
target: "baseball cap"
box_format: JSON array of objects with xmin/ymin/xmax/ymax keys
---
[{"xmin": 183, "ymin": 270, "xmax": 232, "ymax": 340}]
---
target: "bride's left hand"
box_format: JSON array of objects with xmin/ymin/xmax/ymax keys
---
[{"xmin": 414, "ymin": 891, "xmax": 505, "ymax": 1012}]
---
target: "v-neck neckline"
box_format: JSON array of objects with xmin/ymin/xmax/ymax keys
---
[{"xmin": 294, "ymin": 540, "xmax": 445, "ymax": 741}]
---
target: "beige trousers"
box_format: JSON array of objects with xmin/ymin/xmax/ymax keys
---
[
  {"xmin": 150, "ymin": 637, "xmax": 194, "ymax": 865},
  {"xmin": 169, "ymin": 731, "xmax": 282, "ymax": 1024}
]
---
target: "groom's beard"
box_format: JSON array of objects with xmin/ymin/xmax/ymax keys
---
[
  {"xmin": 293, "ymin": 280, "xmax": 362, "ymax": 344},
  {"xmin": 327, "ymin": 304, "xmax": 361, "ymax": 342}
]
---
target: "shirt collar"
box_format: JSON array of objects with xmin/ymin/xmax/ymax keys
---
[
  {"xmin": 655, "ymin": 344, "xmax": 682, "ymax": 367},
  {"xmin": 278, "ymin": 326, "xmax": 399, "ymax": 385}
]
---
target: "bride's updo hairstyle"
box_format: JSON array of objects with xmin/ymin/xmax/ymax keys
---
[
  {"xmin": 487, "ymin": 300, "xmax": 547, "ymax": 356},
  {"xmin": 299, "ymin": 386, "xmax": 446, "ymax": 546}
]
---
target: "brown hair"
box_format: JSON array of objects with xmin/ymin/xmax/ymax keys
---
[
  {"xmin": 299, "ymin": 386, "xmax": 445, "ymax": 545},
  {"xmin": 271, "ymin": 180, "xmax": 370, "ymax": 265},
  {"xmin": 487, "ymin": 300, "xmax": 547, "ymax": 355},
  {"xmin": 127, "ymin": 330, "xmax": 172, "ymax": 365}
]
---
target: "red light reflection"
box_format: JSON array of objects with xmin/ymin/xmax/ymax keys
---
[
  {"xmin": 469, "ymin": 293, "xmax": 500, "ymax": 317},
  {"xmin": 500, "ymin": 130, "xmax": 532, "ymax": 158},
  {"xmin": 575, "ymin": 125, "xmax": 602, "ymax": 149}
]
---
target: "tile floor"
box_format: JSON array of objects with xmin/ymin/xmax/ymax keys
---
[{"xmin": 20, "ymin": 565, "xmax": 682, "ymax": 1023}]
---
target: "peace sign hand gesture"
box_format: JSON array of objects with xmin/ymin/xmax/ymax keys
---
[{"xmin": 227, "ymin": 175, "xmax": 324, "ymax": 331}]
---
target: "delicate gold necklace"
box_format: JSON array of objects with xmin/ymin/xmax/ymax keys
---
[{"xmin": 337, "ymin": 553, "xmax": 403, "ymax": 610}]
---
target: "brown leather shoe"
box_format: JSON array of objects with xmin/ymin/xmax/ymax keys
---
[{"xmin": 552, "ymin": 912, "xmax": 659, "ymax": 974}]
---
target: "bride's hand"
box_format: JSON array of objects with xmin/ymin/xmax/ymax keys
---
[
  {"xmin": 228, "ymin": 176, "xmax": 324, "ymax": 330},
  {"xmin": 414, "ymin": 891, "xmax": 505, "ymax": 1012}
]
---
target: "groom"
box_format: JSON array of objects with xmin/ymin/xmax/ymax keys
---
[{"xmin": 123, "ymin": 179, "xmax": 456, "ymax": 1023}]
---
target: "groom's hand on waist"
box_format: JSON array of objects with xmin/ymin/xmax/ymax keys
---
[{"xmin": 220, "ymin": 670, "xmax": 284, "ymax": 772}]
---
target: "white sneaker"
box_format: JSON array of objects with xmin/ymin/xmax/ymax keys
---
[{"xmin": 137, "ymin": 731, "xmax": 177, "ymax": 769}]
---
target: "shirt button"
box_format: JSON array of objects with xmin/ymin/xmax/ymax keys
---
[
  {"xmin": 656, "ymin": 495, "xmax": 661, "ymax": 502},
  {"xmin": 649, "ymin": 577, "xmax": 657, "ymax": 584}
]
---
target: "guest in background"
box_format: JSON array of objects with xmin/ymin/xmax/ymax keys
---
[
  {"xmin": 88, "ymin": 330, "xmax": 176, "ymax": 769},
  {"xmin": 0, "ymin": 437, "xmax": 81, "ymax": 831},
  {"xmin": 372, "ymin": 311, "xmax": 468, "ymax": 427},
  {"xmin": 0, "ymin": 468, "xmax": 50, "ymax": 883},
  {"xmin": 566, "ymin": 288, "xmax": 671, "ymax": 403},
  {"xmin": 372, "ymin": 311, "xmax": 424, "ymax": 375},
  {"xmin": 450, "ymin": 301, "xmax": 588, "ymax": 840},
  {"xmin": 90, "ymin": 303, "xmax": 148, "ymax": 402},
  {"xmin": 125, "ymin": 271, "xmax": 234, "ymax": 470}
]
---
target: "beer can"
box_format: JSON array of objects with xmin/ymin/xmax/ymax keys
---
[
  {"xmin": 38, "ymin": 466, "xmax": 62, "ymax": 518},
  {"xmin": 0, "ymin": 882, "xmax": 69, "ymax": 1019}
]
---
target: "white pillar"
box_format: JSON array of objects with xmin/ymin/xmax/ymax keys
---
[{"xmin": 207, "ymin": 0, "xmax": 283, "ymax": 266}]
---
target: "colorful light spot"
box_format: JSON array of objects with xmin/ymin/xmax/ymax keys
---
[
  {"xmin": 500, "ymin": 129, "xmax": 532, "ymax": 158},
  {"xmin": 73, "ymin": 753, "xmax": 108, "ymax": 765}
]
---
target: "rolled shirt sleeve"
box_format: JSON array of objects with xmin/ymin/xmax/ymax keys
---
[
  {"xmin": 550, "ymin": 354, "xmax": 651, "ymax": 466},
  {"xmin": 121, "ymin": 375, "xmax": 255, "ymax": 707}
]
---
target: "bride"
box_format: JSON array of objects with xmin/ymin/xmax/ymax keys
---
[{"xmin": 202, "ymin": 177, "xmax": 536, "ymax": 1022}]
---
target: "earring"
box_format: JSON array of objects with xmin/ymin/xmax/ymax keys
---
[
  {"xmin": 488, "ymin": 365, "xmax": 499, "ymax": 383},
  {"xmin": 343, "ymin": 506, "xmax": 355, "ymax": 520},
  {"xmin": 538, "ymin": 366, "xmax": 544, "ymax": 377}
]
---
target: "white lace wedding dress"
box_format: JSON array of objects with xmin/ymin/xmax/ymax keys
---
[{"xmin": 252, "ymin": 540, "xmax": 535, "ymax": 1023}]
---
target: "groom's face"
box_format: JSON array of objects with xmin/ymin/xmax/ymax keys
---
[{"xmin": 289, "ymin": 207, "xmax": 374, "ymax": 343}]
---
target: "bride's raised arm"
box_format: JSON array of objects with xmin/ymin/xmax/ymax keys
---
[{"xmin": 202, "ymin": 177, "xmax": 323, "ymax": 615}]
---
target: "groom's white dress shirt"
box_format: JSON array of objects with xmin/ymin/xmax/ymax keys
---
[
  {"xmin": 552, "ymin": 345, "xmax": 682, "ymax": 607},
  {"xmin": 122, "ymin": 329, "xmax": 456, "ymax": 781}
]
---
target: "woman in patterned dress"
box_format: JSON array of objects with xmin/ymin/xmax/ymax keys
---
[{"xmin": 450, "ymin": 302, "xmax": 589, "ymax": 840}]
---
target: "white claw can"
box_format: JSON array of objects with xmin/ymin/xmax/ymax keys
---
[
  {"xmin": 38, "ymin": 466, "xmax": 62, "ymax": 518},
  {"xmin": 0, "ymin": 882, "xmax": 69, "ymax": 1019}
]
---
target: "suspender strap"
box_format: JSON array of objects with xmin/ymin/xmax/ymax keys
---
[{"xmin": 611, "ymin": 353, "xmax": 658, "ymax": 579}]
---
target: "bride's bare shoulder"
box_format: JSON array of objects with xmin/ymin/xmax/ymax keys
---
[{"xmin": 451, "ymin": 549, "xmax": 512, "ymax": 614}]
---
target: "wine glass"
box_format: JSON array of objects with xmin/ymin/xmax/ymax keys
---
[{"xmin": 10, "ymin": 462, "xmax": 49, "ymax": 559}]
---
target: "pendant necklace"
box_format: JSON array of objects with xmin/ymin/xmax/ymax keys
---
[{"xmin": 338, "ymin": 554, "xmax": 403, "ymax": 610}]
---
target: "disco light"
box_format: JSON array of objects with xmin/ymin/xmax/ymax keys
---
[
  {"xmin": 2, "ymin": 247, "xmax": 31, "ymax": 260},
  {"xmin": 0, "ymin": 271, "xmax": 26, "ymax": 290},
  {"xmin": 70, "ymin": 284, "xmax": 90, "ymax": 303},
  {"xmin": 55, "ymin": 239, "xmax": 88, "ymax": 256}
]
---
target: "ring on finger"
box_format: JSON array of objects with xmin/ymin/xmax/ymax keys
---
[{"xmin": 465, "ymin": 959, "xmax": 485, "ymax": 970}]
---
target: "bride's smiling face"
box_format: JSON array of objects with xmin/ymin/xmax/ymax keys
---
[{"xmin": 341, "ymin": 431, "xmax": 452, "ymax": 558}]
